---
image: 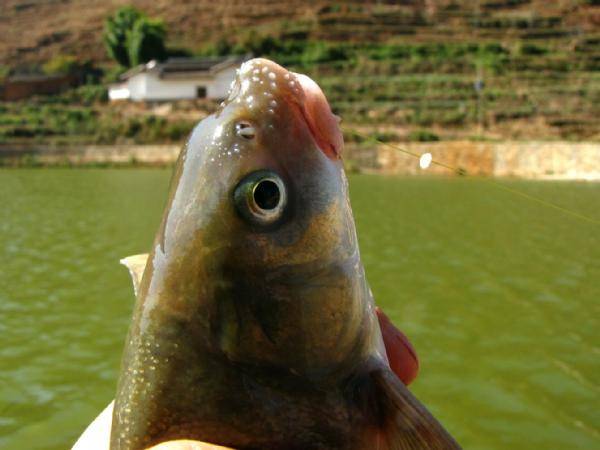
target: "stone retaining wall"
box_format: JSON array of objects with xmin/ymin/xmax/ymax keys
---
[
  {"xmin": 1, "ymin": 141, "xmax": 598, "ymax": 180},
  {"xmin": 371, "ymin": 141, "xmax": 600, "ymax": 180}
]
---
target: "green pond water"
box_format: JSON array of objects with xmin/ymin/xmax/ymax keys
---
[{"xmin": 0, "ymin": 169, "xmax": 598, "ymax": 450}]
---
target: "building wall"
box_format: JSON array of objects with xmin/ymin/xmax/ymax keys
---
[
  {"xmin": 1, "ymin": 74, "xmax": 77, "ymax": 101},
  {"xmin": 136, "ymin": 73, "xmax": 198, "ymax": 100},
  {"xmin": 112, "ymin": 66, "xmax": 237, "ymax": 101},
  {"xmin": 108, "ymin": 83, "xmax": 130, "ymax": 100},
  {"xmin": 128, "ymin": 75, "xmax": 147, "ymax": 100},
  {"xmin": 207, "ymin": 67, "xmax": 237, "ymax": 99}
]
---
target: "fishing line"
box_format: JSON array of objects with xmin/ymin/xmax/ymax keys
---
[{"xmin": 345, "ymin": 129, "xmax": 600, "ymax": 227}]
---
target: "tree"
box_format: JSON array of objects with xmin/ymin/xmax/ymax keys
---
[
  {"xmin": 103, "ymin": 7, "xmax": 141, "ymax": 67},
  {"xmin": 127, "ymin": 18, "xmax": 167, "ymax": 67},
  {"xmin": 103, "ymin": 7, "xmax": 167, "ymax": 68}
]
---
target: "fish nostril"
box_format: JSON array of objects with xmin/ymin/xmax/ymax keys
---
[{"xmin": 236, "ymin": 121, "xmax": 256, "ymax": 139}]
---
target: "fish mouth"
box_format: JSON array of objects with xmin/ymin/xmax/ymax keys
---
[
  {"xmin": 292, "ymin": 72, "xmax": 343, "ymax": 159},
  {"xmin": 229, "ymin": 58, "xmax": 343, "ymax": 160}
]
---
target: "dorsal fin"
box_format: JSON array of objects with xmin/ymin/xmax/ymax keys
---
[{"xmin": 119, "ymin": 253, "xmax": 149, "ymax": 296}]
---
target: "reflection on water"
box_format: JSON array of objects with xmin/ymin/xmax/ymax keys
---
[{"xmin": 0, "ymin": 169, "xmax": 598, "ymax": 450}]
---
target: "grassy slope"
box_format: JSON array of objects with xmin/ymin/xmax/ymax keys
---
[{"xmin": 1, "ymin": 0, "xmax": 599, "ymax": 144}]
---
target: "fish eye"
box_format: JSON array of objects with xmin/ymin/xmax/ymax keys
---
[
  {"xmin": 235, "ymin": 121, "xmax": 256, "ymax": 139},
  {"xmin": 234, "ymin": 170, "xmax": 287, "ymax": 226},
  {"xmin": 253, "ymin": 180, "xmax": 280, "ymax": 210}
]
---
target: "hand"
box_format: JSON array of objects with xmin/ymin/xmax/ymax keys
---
[{"xmin": 147, "ymin": 440, "xmax": 233, "ymax": 449}]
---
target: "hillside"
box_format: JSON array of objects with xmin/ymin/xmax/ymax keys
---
[
  {"xmin": 1, "ymin": 1, "xmax": 599, "ymax": 65},
  {"xmin": 1, "ymin": 0, "xmax": 599, "ymax": 144}
]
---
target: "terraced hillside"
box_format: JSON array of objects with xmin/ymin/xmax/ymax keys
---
[{"xmin": 1, "ymin": 0, "xmax": 599, "ymax": 142}]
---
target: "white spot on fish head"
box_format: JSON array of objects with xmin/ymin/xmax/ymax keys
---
[
  {"xmin": 239, "ymin": 61, "xmax": 254, "ymax": 75},
  {"xmin": 213, "ymin": 124, "xmax": 224, "ymax": 140},
  {"xmin": 241, "ymin": 79, "xmax": 251, "ymax": 94}
]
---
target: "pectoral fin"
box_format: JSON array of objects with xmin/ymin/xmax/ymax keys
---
[
  {"xmin": 120, "ymin": 253, "xmax": 149, "ymax": 296},
  {"xmin": 353, "ymin": 368, "xmax": 461, "ymax": 449}
]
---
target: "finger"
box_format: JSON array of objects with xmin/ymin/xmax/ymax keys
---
[
  {"xmin": 147, "ymin": 440, "xmax": 235, "ymax": 450},
  {"xmin": 376, "ymin": 307, "xmax": 419, "ymax": 385}
]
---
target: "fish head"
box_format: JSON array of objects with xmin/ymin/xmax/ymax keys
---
[
  {"xmin": 140, "ymin": 58, "xmax": 378, "ymax": 377},
  {"xmin": 113, "ymin": 59, "xmax": 460, "ymax": 450}
]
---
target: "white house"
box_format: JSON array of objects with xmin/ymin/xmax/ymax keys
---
[{"xmin": 108, "ymin": 56, "xmax": 249, "ymax": 102}]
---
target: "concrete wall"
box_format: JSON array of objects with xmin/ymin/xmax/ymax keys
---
[
  {"xmin": 208, "ymin": 67, "xmax": 237, "ymax": 99},
  {"xmin": 139, "ymin": 73, "xmax": 199, "ymax": 101},
  {"xmin": 0, "ymin": 144, "xmax": 180, "ymax": 166},
  {"xmin": 128, "ymin": 75, "xmax": 147, "ymax": 100},
  {"xmin": 1, "ymin": 141, "xmax": 599, "ymax": 181},
  {"xmin": 372, "ymin": 141, "xmax": 600, "ymax": 180},
  {"xmin": 116, "ymin": 67, "xmax": 237, "ymax": 101},
  {"xmin": 1, "ymin": 74, "xmax": 77, "ymax": 101}
]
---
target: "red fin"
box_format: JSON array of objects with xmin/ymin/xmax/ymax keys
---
[
  {"xmin": 371, "ymin": 369, "xmax": 461, "ymax": 449},
  {"xmin": 349, "ymin": 367, "xmax": 461, "ymax": 450},
  {"xmin": 377, "ymin": 307, "xmax": 419, "ymax": 385}
]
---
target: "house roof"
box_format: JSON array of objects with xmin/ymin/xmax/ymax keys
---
[{"xmin": 120, "ymin": 55, "xmax": 250, "ymax": 81}]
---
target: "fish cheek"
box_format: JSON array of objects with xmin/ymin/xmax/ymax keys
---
[{"xmin": 216, "ymin": 159, "xmax": 357, "ymax": 369}]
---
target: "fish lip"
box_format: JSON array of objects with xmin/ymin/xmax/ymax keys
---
[
  {"xmin": 291, "ymin": 72, "xmax": 343, "ymax": 159},
  {"xmin": 231, "ymin": 58, "xmax": 344, "ymax": 160}
]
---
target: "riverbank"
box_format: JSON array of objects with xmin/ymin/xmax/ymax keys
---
[{"xmin": 1, "ymin": 140, "xmax": 599, "ymax": 180}]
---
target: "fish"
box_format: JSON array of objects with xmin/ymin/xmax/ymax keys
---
[{"xmin": 110, "ymin": 58, "xmax": 460, "ymax": 450}]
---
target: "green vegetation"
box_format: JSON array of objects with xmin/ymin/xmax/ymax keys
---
[
  {"xmin": 42, "ymin": 55, "xmax": 80, "ymax": 75},
  {"xmin": 408, "ymin": 130, "xmax": 440, "ymax": 142},
  {"xmin": 0, "ymin": 65, "xmax": 10, "ymax": 81},
  {"xmin": 2, "ymin": 2, "xmax": 598, "ymax": 146},
  {"xmin": 0, "ymin": 90, "xmax": 196, "ymax": 145},
  {"xmin": 103, "ymin": 6, "xmax": 166, "ymax": 67}
]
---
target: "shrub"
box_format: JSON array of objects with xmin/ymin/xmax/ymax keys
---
[
  {"xmin": 519, "ymin": 43, "xmax": 548, "ymax": 56},
  {"xmin": 126, "ymin": 18, "xmax": 167, "ymax": 67},
  {"xmin": 301, "ymin": 42, "xmax": 349, "ymax": 66},
  {"xmin": 42, "ymin": 55, "xmax": 80, "ymax": 75},
  {"xmin": 103, "ymin": 6, "xmax": 167, "ymax": 67},
  {"xmin": 0, "ymin": 65, "xmax": 12, "ymax": 81},
  {"xmin": 371, "ymin": 131, "xmax": 399, "ymax": 143},
  {"xmin": 408, "ymin": 129, "xmax": 440, "ymax": 142},
  {"xmin": 104, "ymin": 6, "xmax": 142, "ymax": 66},
  {"xmin": 74, "ymin": 85, "xmax": 109, "ymax": 104}
]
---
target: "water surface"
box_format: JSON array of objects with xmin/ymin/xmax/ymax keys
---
[{"xmin": 0, "ymin": 169, "xmax": 598, "ymax": 449}]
